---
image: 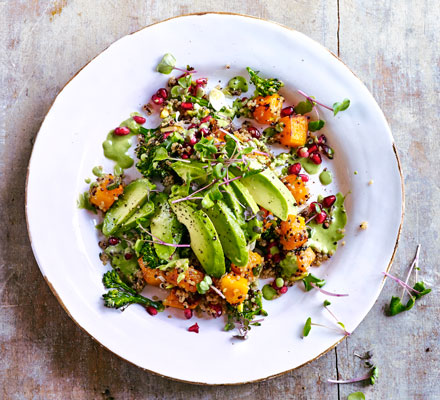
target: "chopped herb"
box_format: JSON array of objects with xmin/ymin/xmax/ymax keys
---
[
  {"xmin": 302, "ymin": 273, "xmax": 326, "ymax": 291},
  {"xmin": 77, "ymin": 191, "xmax": 96, "ymax": 213}
]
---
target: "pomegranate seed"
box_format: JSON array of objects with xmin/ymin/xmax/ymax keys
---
[
  {"xmin": 132, "ymin": 115, "xmax": 146, "ymax": 124},
  {"xmin": 108, "ymin": 237, "xmax": 119, "ymax": 246},
  {"xmin": 299, "ymin": 174, "xmax": 309, "ymax": 182},
  {"xmin": 156, "ymin": 88, "xmax": 168, "ymax": 99},
  {"xmin": 272, "ymin": 253, "xmax": 281, "ymax": 264},
  {"xmin": 196, "ymin": 78, "xmax": 207, "ymax": 85},
  {"xmin": 188, "ymin": 323, "xmax": 199, "ymax": 333},
  {"xmin": 151, "ymin": 94, "xmax": 164, "ymax": 105},
  {"xmin": 200, "ymin": 115, "xmax": 212, "ymax": 123},
  {"xmin": 114, "ymin": 126, "xmax": 130, "ymax": 136},
  {"xmin": 183, "ymin": 309, "xmax": 193, "ymax": 319},
  {"xmin": 318, "ymin": 134, "xmax": 327, "ymax": 144},
  {"xmin": 124, "ymin": 253, "xmax": 133, "ymax": 260},
  {"xmin": 248, "ymin": 126, "xmax": 261, "ymax": 139},
  {"xmin": 322, "ymin": 195, "xmax": 336, "ymax": 208},
  {"xmin": 267, "ymin": 242, "xmax": 278, "ymax": 250},
  {"xmin": 199, "ymin": 127, "xmax": 209, "ymax": 137},
  {"xmin": 322, "ymin": 144, "xmax": 335, "ymax": 159},
  {"xmin": 298, "ymin": 147, "xmax": 309, "ymax": 158},
  {"xmin": 211, "ymin": 304, "xmax": 222, "ymax": 318},
  {"xmin": 310, "ymin": 202, "xmax": 322, "ymax": 213},
  {"xmin": 266, "ymin": 253, "xmax": 273, "ymax": 260},
  {"xmin": 163, "ymin": 132, "xmax": 171, "ymax": 140},
  {"xmin": 279, "ymin": 286, "xmax": 288, "ymax": 294},
  {"xmin": 181, "ymin": 153, "xmax": 189, "ymax": 159},
  {"xmin": 181, "ymin": 102, "xmax": 194, "ymax": 110},
  {"xmin": 315, "ymin": 211, "xmax": 327, "ymax": 224},
  {"xmin": 188, "ymin": 136, "xmax": 198, "ymax": 146},
  {"xmin": 280, "ymin": 106, "xmax": 295, "ymax": 117},
  {"xmin": 146, "ymin": 306, "xmax": 158, "ymax": 316},
  {"xmin": 188, "ymin": 123, "xmax": 197, "ymax": 129},
  {"xmin": 310, "ymin": 152, "xmax": 322, "ymax": 165},
  {"xmin": 308, "ymin": 144, "xmax": 318, "ymax": 154},
  {"xmin": 288, "ymin": 163, "xmax": 302, "ymax": 175}
]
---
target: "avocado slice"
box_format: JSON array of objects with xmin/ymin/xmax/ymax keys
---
[
  {"xmin": 121, "ymin": 200, "xmax": 155, "ymax": 231},
  {"xmin": 221, "ymin": 184, "xmax": 246, "ymax": 225},
  {"xmin": 237, "ymin": 160, "xmax": 297, "ymax": 221},
  {"xmin": 170, "ymin": 199, "xmax": 225, "ymax": 278},
  {"xmin": 229, "ymin": 179, "xmax": 263, "ymax": 242},
  {"xmin": 171, "ymin": 161, "xmax": 208, "ymax": 184},
  {"xmin": 102, "ymin": 178, "xmax": 155, "ymax": 236},
  {"xmin": 204, "ymin": 200, "xmax": 249, "ymax": 267},
  {"xmin": 150, "ymin": 193, "xmax": 183, "ymax": 261}
]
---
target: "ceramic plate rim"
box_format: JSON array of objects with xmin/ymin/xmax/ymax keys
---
[{"xmin": 25, "ymin": 12, "xmax": 404, "ymax": 385}]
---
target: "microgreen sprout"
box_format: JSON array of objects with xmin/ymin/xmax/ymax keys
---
[
  {"xmin": 347, "ymin": 393, "xmax": 365, "ymax": 400},
  {"xmin": 328, "ymin": 366, "xmax": 378, "ymax": 385},
  {"xmin": 310, "ymin": 282, "xmax": 349, "ymax": 297},
  {"xmin": 383, "ymin": 244, "xmax": 431, "ymax": 316},
  {"xmin": 323, "ymin": 300, "xmax": 351, "ymax": 335},
  {"xmin": 298, "ymin": 90, "xmax": 350, "ymax": 116}
]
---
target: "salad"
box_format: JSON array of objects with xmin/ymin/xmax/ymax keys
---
[{"xmin": 79, "ymin": 54, "xmax": 349, "ymax": 338}]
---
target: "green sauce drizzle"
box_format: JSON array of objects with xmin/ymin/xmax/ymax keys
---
[
  {"xmin": 319, "ymin": 169, "xmax": 333, "ymax": 185},
  {"xmin": 299, "ymin": 157, "xmax": 321, "ymax": 175},
  {"xmin": 102, "ymin": 115, "xmax": 141, "ymax": 172},
  {"xmin": 307, "ymin": 192, "xmax": 347, "ymax": 255}
]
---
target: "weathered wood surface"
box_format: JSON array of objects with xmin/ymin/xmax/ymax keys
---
[{"xmin": 1, "ymin": 1, "xmax": 439, "ymax": 399}]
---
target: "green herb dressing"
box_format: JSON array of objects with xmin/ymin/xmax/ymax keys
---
[
  {"xmin": 299, "ymin": 157, "xmax": 321, "ymax": 175},
  {"xmin": 102, "ymin": 116, "xmax": 141, "ymax": 172},
  {"xmin": 307, "ymin": 192, "xmax": 347, "ymax": 254},
  {"xmin": 319, "ymin": 169, "xmax": 333, "ymax": 185}
]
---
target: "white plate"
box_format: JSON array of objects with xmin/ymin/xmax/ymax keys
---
[{"xmin": 26, "ymin": 13, "xmax": 403, "ymax": 385}]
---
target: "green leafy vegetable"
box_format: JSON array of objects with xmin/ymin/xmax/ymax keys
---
[
  {"xmin": 247, "ymin": 67, "xmax": 284, "ymax": 96},
  {"xmin": 303, "ymin": 273, "xmax": 326, "ymax": 291},
  {"xmin": 156, "ymin": 53, "xmax": 176, "ymax": 74},
  {"xmin": 194, "ymin": 137, "xmax": 217, "ymax": 159},
  {"xmin": 333, "ymin": 98, "xmax": 350, "ymax": 116},
  {"xmin": 303, "ymin": 317, "xmax": 312, "ymax": 337},
  {"xmin": 102, "ymin": 270, "xmax": 164, "ymax": 311},
  {"xmin": 308, "ymin": 119, "xmax": 325, "ymax": 132}
]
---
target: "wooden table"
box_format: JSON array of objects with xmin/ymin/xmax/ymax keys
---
[{"xmin": 1, "ymin": 1, "xmax": 439, "ymax": 399}]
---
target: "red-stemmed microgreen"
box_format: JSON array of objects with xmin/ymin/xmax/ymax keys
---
[
  {"xmin": 209, "ymin": 284, "xmax": 226, "ymax": 299},
  {"xmin": 323, "ymin": 300, "xmax": 351, "ymax": 336},
  {"xmin": 383, "ymin": 244, "xmax": 431, "ymax": 316},
  {"xmin": 298, "ymin": 90, "xmax": 351, "ymax": 116},
  {"xmin": 310, "ymin": 283, "xmax": 349, "ymax": 297},
  {"xmin": 328, "ymin": 366, "xmax": 378, "ymax": 385}
]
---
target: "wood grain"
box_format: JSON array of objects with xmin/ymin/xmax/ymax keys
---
[{"xmin": 0, "ymin": 1, "xmax": 438, "ymax": 399}]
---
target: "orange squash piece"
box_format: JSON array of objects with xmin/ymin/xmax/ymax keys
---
[
  {"xmin": 89, "ymin": 174, "xmax": 123, "ymax": 212},
  {"xmin": 166, "ymin": 266, "xmax": 205, "ymax": 293},
  {"xmin": 163, "ymin": 289, "xmax": 199, "ymax": 310},
  {"xmin": 138, "ymin": 258, "xmax": 166, "ymax": 286},
  {"xmin": 231, "ymin": 251, "xmax": 263, "ymax": 280},
  {"xmin": 278, "ymin": 115, "xmax": 308, "ymax": 147},
  {"xmin": 253, "ymin": 94, "xmax": 283, "ymax": 125},
  {"xmin": 279, "ymin": 215, "xmax": 308, "ymax": 251},
  {"xmin": 296, "ymin": 247, "xmax": 316, "ymax": 275},
  {"xmin": 283, "ymin": 175, "xmax": 310, "ymax": 205},
  {"xmin": 219, "ymin": 272, "xmax": 249, "ymax": 305}
]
